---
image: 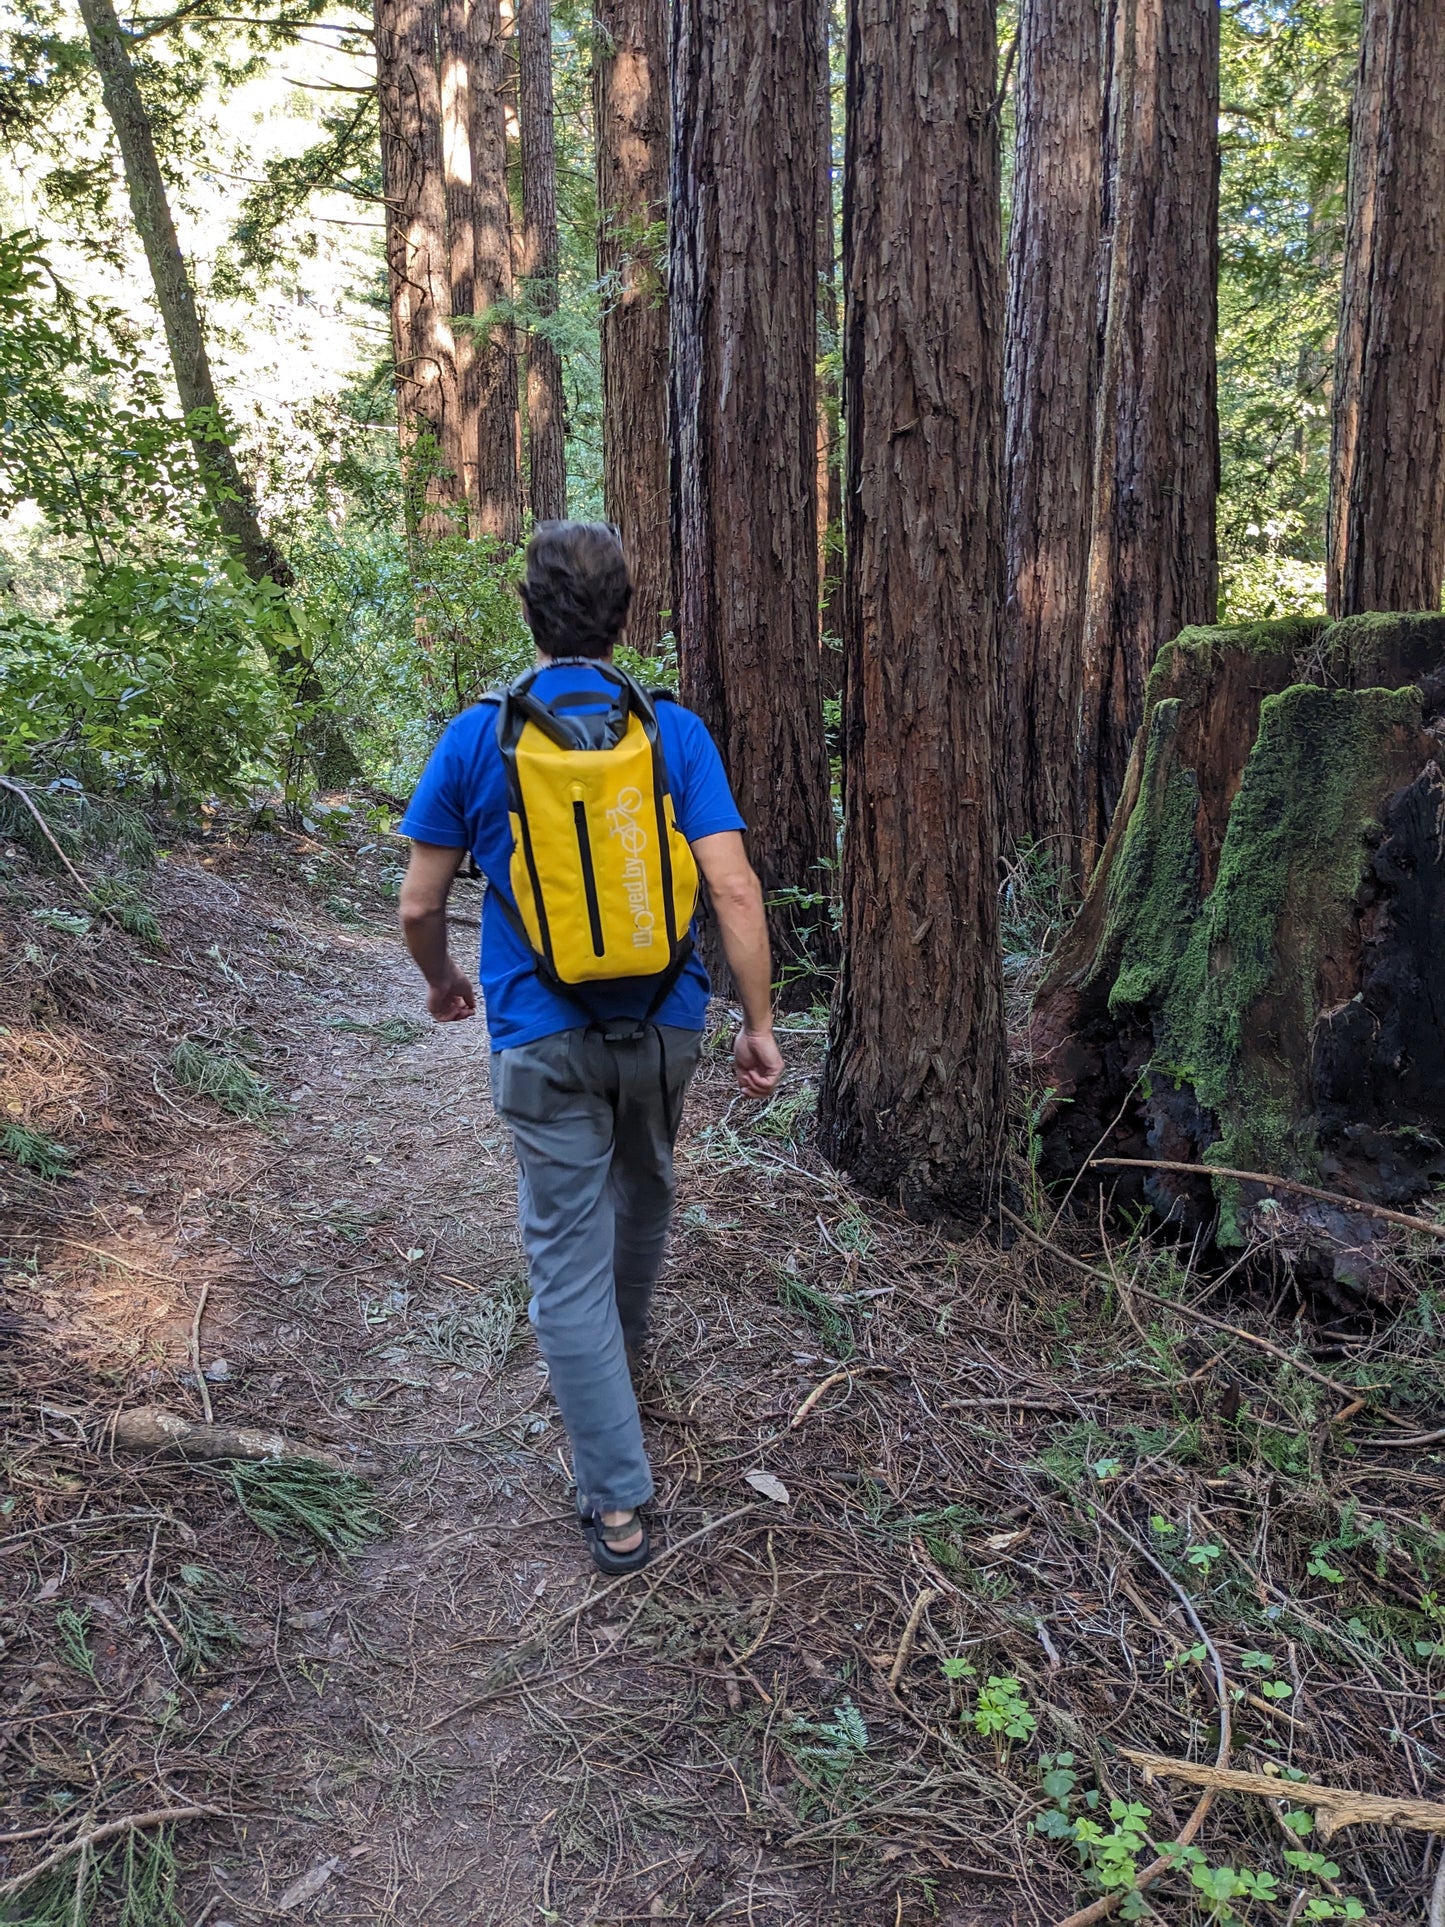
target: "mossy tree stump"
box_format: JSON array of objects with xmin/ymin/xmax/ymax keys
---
[{"xmin": 1030, "ymin": 611, "xmax": 1445, "ymax": 1290}]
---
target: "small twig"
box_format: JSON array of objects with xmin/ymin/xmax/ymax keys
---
[
  {"xmin": 0, "ymin": 1510, "xmax": 175, "ymax": 1554},
  {"xmin": 1088, "ymin": 1156, "xmax": 1445, "ymax": 1245},
  {"xmin": 789, "ymin": 1364, "xmax": 889, "ymax": 1429},
  {"xmin": 190, "ymin": 1283, "xmax": 213, "ymax": 1426},
  {"xmin": 887, "ymin": 1587, "xmax": 939, "ymax": 1690},
  {"xmin": 142, "ymin": 1522, "xmax": 187, "ymax": 1650},
  {"xmin": 12, "ymin": 1236, "xmax": 179, "ymax": 1280},
  {"xmin": 0, "ymin": 1806, "xmax": 224, "ymax": 1899}
]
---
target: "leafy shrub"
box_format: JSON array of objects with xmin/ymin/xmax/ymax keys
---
[{"xmin": 3, "ymin": 563, "xmax": 286, "ymax": 798}]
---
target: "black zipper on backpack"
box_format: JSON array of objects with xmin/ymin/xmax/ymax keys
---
[{"xmin": 573, "ymin": 800, "xmax": 606, "ymax": 957}]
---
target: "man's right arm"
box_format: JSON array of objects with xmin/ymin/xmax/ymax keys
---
[{"xmin": 690, "ymin": 831, "xmax": 784, "ymax": 1098}]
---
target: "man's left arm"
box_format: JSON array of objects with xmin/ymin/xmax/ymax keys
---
[{"xmin": 399, "ymin": 843, "xmax": 476, "ymax": 1022}]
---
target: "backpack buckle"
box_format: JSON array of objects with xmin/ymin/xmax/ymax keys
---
[{"xmin": 593, "ymin": 1017, "xmax": 648, "ymax": 1046}]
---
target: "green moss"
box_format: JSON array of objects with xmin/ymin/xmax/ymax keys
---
[
  {"xmin": 1147, "ymin": 616, "xmax": 1326, "ymax": 711},
  {"xmin": 1154, "ymin": 683, "xmax": 1424, "ymax": 1241},
  {"xmin": 1320, "ymin": 610, "xmax": 1445, "ymax": 691},
  {"xmin": 1104, "ymin": 700, "xmax": 1202, "ymax": 1015}
]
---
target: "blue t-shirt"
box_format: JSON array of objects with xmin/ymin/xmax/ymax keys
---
[{"xmin": 399, "ymin": 663, "xmax": 746, "ymax": 1049}]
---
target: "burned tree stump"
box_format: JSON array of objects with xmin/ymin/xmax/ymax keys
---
[{"xmin": 1030, "ymin": 611, "xmax": 1445, "ymax": 1289}]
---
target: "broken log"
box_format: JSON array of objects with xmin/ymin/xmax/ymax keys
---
[
  {"xmin": 108, "ymin": 1405, "xmax": 347, "ymax": 1470},
  {"xmin": 1030, "ymin": 611, "xmax": 1445, "ymax": 1294}
]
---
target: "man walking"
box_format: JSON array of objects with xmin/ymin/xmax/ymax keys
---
[{"xmin": 398, "ymin": 522, "xmax": 783, "ymax": 1573}]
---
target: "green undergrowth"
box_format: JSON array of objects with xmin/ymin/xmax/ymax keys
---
[
  {"xmin": 170, "ymin": 1038, "xmax": 281, "ymax": 1120},
  {"xmin": 211, "ymin": 1459, "xmax": 385, "ymax": 1558},
  {"xmin": 0, "ymin": 1123, "xmax": 74, "ymax": 1181},
  {"xmin": 0, "ymin": 1823, "xmax": 184, "ymax": 1927},
  {"xmin": 417, "ymin": 1275, "xmax": 529, "ymax": 1374},
  {"xmin": 0, "ymin": 780, "xmax": 157, "ymax": 882}
]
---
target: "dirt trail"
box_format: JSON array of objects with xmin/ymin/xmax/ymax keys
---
[
  {"xmin": 4, "ymin": 846, "xmax": 1020, "ymax": 1924},
  {"xmin": 6, "ymin": 838, "xmax": 1443, "ymax": 1927}
]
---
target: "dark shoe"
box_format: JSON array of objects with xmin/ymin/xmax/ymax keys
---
[{"xmin": 577, "ymin": 1505, "xmax": 651, "ymax": 1576}]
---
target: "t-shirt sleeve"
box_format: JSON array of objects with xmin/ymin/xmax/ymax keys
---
[
  {"xmin": 671, "ymin": 711, "xmax": 747, "ymax": 842},
  {"xmin": 399, "ymin": 722, "xmax": 471, "ymax": 848}
]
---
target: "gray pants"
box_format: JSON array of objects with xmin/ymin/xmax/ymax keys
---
[{"xmin": 489, "ymin": 1022, "xmax": 702, "ymax": 1512}]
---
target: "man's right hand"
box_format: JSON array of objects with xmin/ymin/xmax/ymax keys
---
[
  {"xmin": 427, "ymin": 965, "xmax": 477, "ymax": 1023},
  {"xmin": 734, "ymin": 1025, "xmax": 783, "ymax": 1098}
]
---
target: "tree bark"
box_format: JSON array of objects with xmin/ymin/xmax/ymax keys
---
[
  {"xmin": 816, "ymin": 0, "xmax": 1009, "ymax": 1228},
  {"xmin": 517, "ymin": 0, "xmax": 567, "ymax": 521},
  {"xmin": 376, "ymin": 0, "xmax": 468, "ymax": 537},
  {"xmin": 1030, "ymin": 612, "xmax": 1445, "ymax": 1296},
  {"xmin": 440, "ymin": 0, "xmax": 480, "ymax": 521},
  {"xmin": 77, "ymin": 0, "xmax": 290, "ymax": 587},
  {"xmin": 468, "ymin": 0, "xmax": 523, "ymax": 543},
  {"xmin": 1078, "ymin": 0, "xmax": 1219, "ymax": 869},
  {"xmin": 1002, "ymin": 0, "xmax": 1104, "ymax": 876},
  {"xmin": 595, "ymin": 0, "xmax": 670, "ymax": 651},
  {"xmin": 816, "ymin": 17, "xmax": 843, "ymax": 672},
  {"xmin": 670, "ymin": 0, "xmax": 835, "ymax": 996},
  {"xmin": 1327, "ymin": 0, "xmax": 1445, "ymax": 619}
]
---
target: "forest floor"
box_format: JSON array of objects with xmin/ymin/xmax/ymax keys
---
[{"xmin": 3, "ymin": 825, "xmax": 1444, "ymax": 1927}]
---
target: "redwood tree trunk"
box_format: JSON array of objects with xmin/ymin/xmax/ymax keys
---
[
  {"xmin": 468, "ymin": 0, "xmax": 522, "ymax": 543},
  {"xmin": 1002, "ymin": 0, "xmax": 1104, "ymax": 875},
  {"xmin": 817, "ymin": 0, "xmax": 1009, "ymax": 1227},
  {"xmin": 440, "ymin": 0, "xmax": 480, "ymax": 520},
  {"xmin": 595, "ymin": 0, "xmax": 670, "ymax": 650},
  {"xmin": 1327, "ymin": 0, "xmax": 1445, "ymax": 619},
  {"xmin": 671, "ymin": 0, "xmax": 835, "ymax": 993},
  {"xmin": 1078, "ymin": 0, "xmax": 1219, "ymax": 868},
  {"xmin": 77, "ymin": 0, "xmax": 290, "ymax": 586},
  {"xmin": 517, "ymin": 0, "xmax": 567, "ymax": 521},
  {"xmin": 376, "ymin": 0, "xmax": 468, "ymax": 536},
  {"xmin": 817, "ymin": 19, "xmax": 844, "ymax": 668}
]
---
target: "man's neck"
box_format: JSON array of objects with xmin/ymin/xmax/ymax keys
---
[{"xmin": 536, "ymin": 650, "xmax": 616, "ymax": 668}]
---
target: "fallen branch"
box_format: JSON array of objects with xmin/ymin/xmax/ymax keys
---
[
  {"xmin": 1121, "ymin": 1751, "xmax": 1445, "ymax": 1842},
  {"xmin": 1088, "ymin": 1156, "xmax": 1445, "ymax": 1245},
  {"xmin": 190, "ymin": 1282, "xmax": 213, "ymax": 1427},
  {"xmin": 886, "ymin": 1586, "xmax": 939, "ymax": 1690},
  {"xmin": 107, "ymin": 1406, "xmax": 346, "ymax": 1469},
  {"xmin": 1000, "ymin": 1204, "xmax": 1404, "ymax": 1421},
  {"xmin": 1361, "ymin": 1426, "xmax": 1445, "ymax": 1449},
  {"xmin": 0, "ymin": 1805, "xmax": 223, "ymax": 1899}
]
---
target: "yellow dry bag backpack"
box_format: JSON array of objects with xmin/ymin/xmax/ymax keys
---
[{"xmin": 490, "ymin": 660, "xmax": 700, "ymax": 1011}]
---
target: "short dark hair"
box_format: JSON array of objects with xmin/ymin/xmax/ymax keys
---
[{"xmin": 520, "ymin": 521, "xmax": 633, "ymax": 658}]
